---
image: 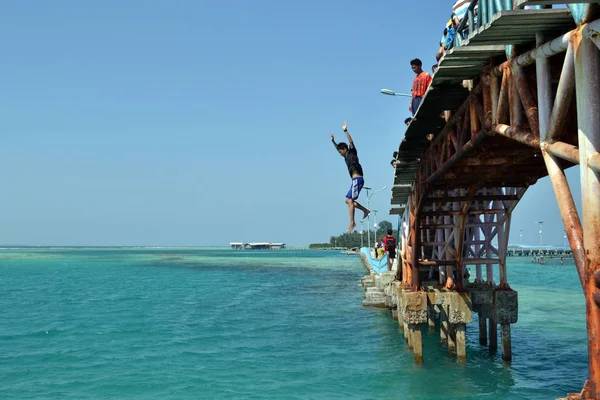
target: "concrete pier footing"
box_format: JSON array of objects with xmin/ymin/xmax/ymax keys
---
[{"xmin": 359, "ymin": 258, "xmax": 518, "ymax": 364}]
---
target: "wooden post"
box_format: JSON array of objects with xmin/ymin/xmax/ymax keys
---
[
  {"xmin": 479, "ymin": 313, "xmax": 488, "ymax": 345},
  {"xmin": 409, "ymin": 324, "xmax": 423, "ymax": 363},
  {"xmin": 501, "ymin": 324, "xmax": 512, "ymax": 362},
  {"xmin": 456, "ymin": 323, "xmax": 467, "ymax": 362}
]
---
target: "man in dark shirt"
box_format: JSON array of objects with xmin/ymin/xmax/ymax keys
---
[{"xmin": 330, "ymin": 122, "xmax": 370, "ymax": 232}]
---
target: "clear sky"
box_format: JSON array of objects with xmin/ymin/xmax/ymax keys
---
[{"xmin": 1, "ymin": 0, "xmax": 582, "ymax": 246}]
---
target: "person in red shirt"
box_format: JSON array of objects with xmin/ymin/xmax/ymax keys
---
[
  {"xmin": 409, "ymin": 58, "xmax": 432, "ymax": 116},
  {"xmin": 382, "ymin": 229, "xmax": 397, "ymax": 271}
]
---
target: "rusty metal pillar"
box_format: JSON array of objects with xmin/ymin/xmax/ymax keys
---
[
  {"xmin": 537, "ymin": 34, "xmax": 586, "ymax": 287},
  {"xmin": 444, "ymin": 213, "xmax": 454, "ymax": 289},
  {"xmin": 575, "ymin": 29, "xmax": 600, "ymax": 399}
]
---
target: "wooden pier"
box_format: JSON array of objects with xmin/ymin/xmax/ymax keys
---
[{"xmin": 385, "ymin": 1, "xmax": 600, "ymax": 398}]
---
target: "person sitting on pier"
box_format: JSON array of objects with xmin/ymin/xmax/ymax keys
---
[
  {"xmin": 376, "ymin": 242, "xmax": 385, "ymax": 259},
  {"xmin": 436, "ymin": 14, "xmax": 460, "ymax": 62},
  {"xmin": 409, "ymin": 58, "xmax": 432, "ymax": 116},
  {"xmin": 382, "ymin": 229, "xmax": 397, "ymax": 271},
  {"xmin": 330, "ymin": 122, "xmax": 370, "ymax": 232}
]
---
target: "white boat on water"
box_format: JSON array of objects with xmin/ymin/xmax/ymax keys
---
[{"xmin": 344, "ymin": 247, "xmax": 360, "ymax": 255}]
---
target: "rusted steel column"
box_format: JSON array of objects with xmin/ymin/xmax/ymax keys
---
[
  {"xmin": 482, "ymin": 73, "xmax": 493, "ymax": 128},
  {"xmin": 479, "ymin": 314, "xmax": 488, "ymax": 345},
  {"xmin": 470, "ymin": 96, "xmax": 481, "ymax": 138},
  {"xmin": 483, "ymin": 199, "xmax": 494, "ymax": 285},
  {"xmin": 411, "ymin": 210, "xmax": 421, "ymax": 291},
  {"xmin": 475, "ymin": 226, "xmax": 483, "ymax": 283},
  {"xmin": 542, "ymin": 141, "xmax": 580, "ymax": 165},
  {"xmin": 491, "ymin": 70, "xmax": 501, "ymax": 123},
  {"xmin": 513, "ymin": 65, "xmax": 540, "ymax": 135},
  {"xmin": 575, "ymin": 31, "xmax": 600, "ymax": 398},
  {"xmin": 536, "ymin": 32, "xmax": 553, "ymax": 136},
  {"xmin": 508, "ymin": 67, "xmax": 526, "ymax": 128},
  {"xmin": 547, "ymin": 43, "xmax": 575, "ymax": 142},
  {"xmin": 501, "ymin": 324, "xmax": 512, "ymax": 362},
  {"xmin": 454, "ymin": 200, "xmax": 467, "ymax": 293},
  {"xmin": 444, "ymin": 214, "xmax": 454, "ymax": 289},
  {"xmin": 496, "ymin": 70, "xmax": 510, "ymax": 125},
  {"xmin": 537, "ymin": 31, "xmax": 586, "ymax": 286},
  {"xmin": 489, "ymin": 317, "xmax": 498, "ymax": 351},
  {"xmin": 406, "ymin": 200, "xmax": 415, "ymax": 287},
  {"xmin": 497, "ymin": 209, "xmax": 511, "ymax": 288},
  {"xmin": 540, "ymin": 150, "xmax": 586, "ymax": 284}
]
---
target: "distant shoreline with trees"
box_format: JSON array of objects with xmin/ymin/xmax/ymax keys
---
[{"xmin": 309, "ymin": 220, "xmax": 398, "ymax": 249}]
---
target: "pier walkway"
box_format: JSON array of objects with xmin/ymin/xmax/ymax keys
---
[{"xmin": 387, "ymin": 2, "xmax": 600, "ymax": 398}]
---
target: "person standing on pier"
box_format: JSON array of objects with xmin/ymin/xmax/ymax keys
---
[
  {"xmin": 382, "ymin": 229, "xmax": 397, "ymax": 271},
  {"xmin": 409, "ymin": 58, "xmax": 432, "ymax": 116},
  {"xmin": 330, "ymin": 122, "xmax": 370, "ymax": 232}
]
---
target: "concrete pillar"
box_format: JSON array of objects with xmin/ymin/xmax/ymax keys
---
[
  {"xmin": 448, "ymin": 323, "xmax": 457, "ymax": 354},
  {"xmin": 501, "ymin": 324, "xmax": 512, "ymax": 362},
  {"xmin": 440, "ymin": 305, "xmax": 448, "ymax": 345},
  {"xmin": 407, "ymin": 323, "xmax": 413, "ymax": 351},
  {"xmin": 397, "ymin": 307, "xmax": 404, "ymax": 327},
  {"xmin": 409, "ymin": 324, "xmax": 423, "ymax": 363},
  {"xmin": 428, "ymin": 305, "xmax": 436, "ymax": 330},
  {"xmin": 404, "ymin": 321, "xmax": 409, "ymax": 344},
  {"xmin": 479, "ymin": 313, "xmax": 488, "ymax": 345},
  {"xmin": 456, "ymin": 323, "xmax": 467, "ymax": 362},
  {"xmin": 489, "ymin": 317, "xmax": 498, "ymax": 351}
]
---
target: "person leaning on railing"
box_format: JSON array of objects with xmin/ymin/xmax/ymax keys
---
[{"xmin": 436, "ymin": 13, "xmax": 460, "ymax": 62}]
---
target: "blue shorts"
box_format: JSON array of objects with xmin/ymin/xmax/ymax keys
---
[
  {"xmin": 346, "ymin": 177, "xmax": 364, "ymax": 200},
  {"xmin": 412, "ymin": 96, "xmax": 423, "ymax": 116}
]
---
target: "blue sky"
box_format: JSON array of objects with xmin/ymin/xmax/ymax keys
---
[{"xmin": 1, "ymin": 0, "xmax": 581, "ymax": 246}]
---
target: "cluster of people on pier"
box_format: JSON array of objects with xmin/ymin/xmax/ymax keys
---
[{"xmin": 373, "ymin": 229, "xmax": 397, "ymax": 271}]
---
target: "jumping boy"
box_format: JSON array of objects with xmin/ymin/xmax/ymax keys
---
[{"xmin": 330, "ymin": 122, "xmax": 370, "ymax": 232}]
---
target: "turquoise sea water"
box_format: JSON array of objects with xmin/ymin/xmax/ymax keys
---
[{"xmin": 0, "ymin": 248, "xmax": 588, "ymax": 399}]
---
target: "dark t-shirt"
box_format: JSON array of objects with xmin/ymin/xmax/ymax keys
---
[
  {"xmin": 383, "ymin": 236, "xmax": 397, "ymax": 258},
  {"xmin": 344, "ymin": 146, "xmax": 363, "ymax": 177}
]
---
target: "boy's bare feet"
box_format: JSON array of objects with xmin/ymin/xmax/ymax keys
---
[
  {"xmin": 362, "ymin": 210, "xmax": 370, "ymax": 220},
  {"xmin": 347, "ymin": 222, "xmax": 356, "ymax": 232}
]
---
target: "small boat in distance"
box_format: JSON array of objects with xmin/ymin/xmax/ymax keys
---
[{"xmin": 344, "ymin": 247, "xmax": 360, "ymax": 255}]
